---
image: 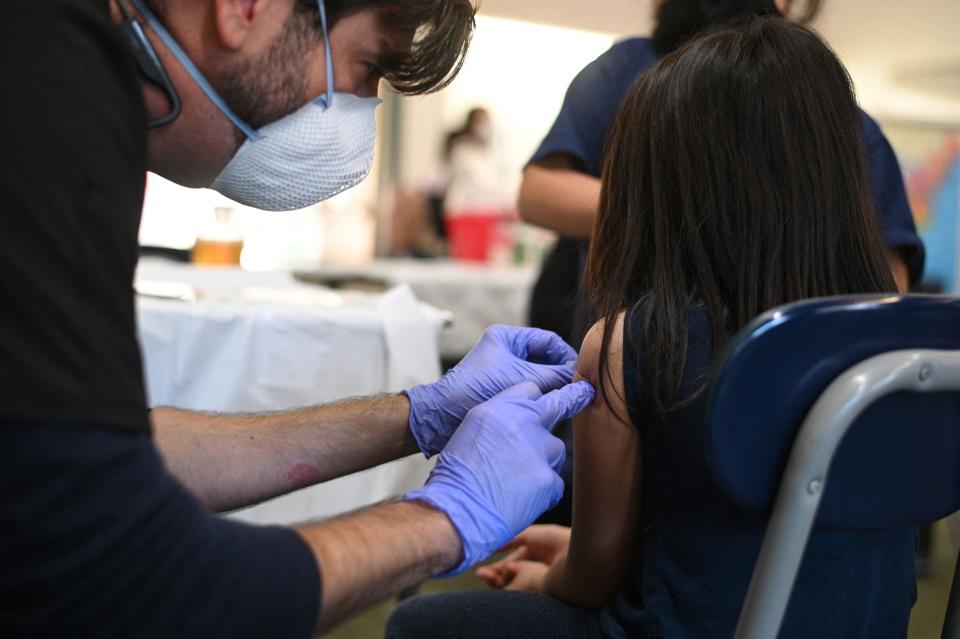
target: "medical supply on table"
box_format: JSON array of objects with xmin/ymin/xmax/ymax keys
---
[{"xmin": 192, "ymin": 206, "xmax": 244, "ymax": 266}]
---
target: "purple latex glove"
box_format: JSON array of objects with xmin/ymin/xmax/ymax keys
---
[
  {"xmin": 405, "ymin": 380, "xmax": 595, "ymax": 576},
  {"xmin": 404, "ymin": 325, "xmax": 579, "ymax": 457}
]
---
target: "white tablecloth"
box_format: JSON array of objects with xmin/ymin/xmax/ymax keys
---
[
  {"xmin": 297, "ymin": 259, "xmax": 539, "ymax": 359},
  {"xmin": 135, "ymin": 259, "xmax": 442, "ymax": 525}
]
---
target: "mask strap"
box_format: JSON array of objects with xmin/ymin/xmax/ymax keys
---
[
  {"xmin": 129, "ymin": 0, "xmax": 263, "ymax": 141},
  {"xmin": 315, "ymin": 0, "xmax": 335, "ymax": 110}
]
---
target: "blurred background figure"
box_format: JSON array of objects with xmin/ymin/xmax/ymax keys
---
[
  {"xmin": 390, "ymin": 106, "xmax": 516, "ymax": 261},
  {"xmin": 418, "ymin": 107, "xmax": 500, "ymax": 259},
  {"xmin": 441, "ymin": 107, "xmax": 513, "ymax": 262},
  {"xmin": 444, "ymin": 107, "xmax": 493, "ymax": 163}
]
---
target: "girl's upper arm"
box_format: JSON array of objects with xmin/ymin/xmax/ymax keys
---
[{"xmin": 554, "ymin": 313, "xmax": 644, "ymax": 606}]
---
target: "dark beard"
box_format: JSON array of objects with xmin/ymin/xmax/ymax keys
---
[
  {"xmin": 218, "ymin": 7, "xmax": 319, "ymax": 142},
  {"xmin": 651, "ymin": 0, "xmax": 783, "ymax": 56}
]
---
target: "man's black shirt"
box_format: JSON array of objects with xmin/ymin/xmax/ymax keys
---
[
  {"xmin": 0, "ymin": 420, "xmax": 320, "ymax": 637},
  {"xmin": 1, "ymin": 0, "xmax": 150, "ymax": 430}
]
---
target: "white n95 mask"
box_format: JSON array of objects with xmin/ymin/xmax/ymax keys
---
[
  {"xmin": 210, "ymin": 93, "xmax": 380, "ymax": 211},
  {"xmin": 132, "ymin": 0, "xmax": 379, "ymax": 212}
]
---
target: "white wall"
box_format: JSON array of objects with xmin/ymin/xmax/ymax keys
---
[
  {"xmin": 813, "ymin": 0, "xmax": 960, "ymax": 125},
  {"xmin": 478, "ymin": 0, "xmax": 652, "ymax": 38},
  {"xmin": 394, "ymin": 16, "xmax": 614, "ymax": 194},
  {"xmin": 477, "ymin": 0, "xmax": 960, "ymax": 125},
  {"xmin": 394, "ymin": 0, "xmax": 960, "ymax": 196}
]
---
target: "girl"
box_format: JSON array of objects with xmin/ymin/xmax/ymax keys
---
[{"xmin": 388, "ymin": 16, "xmax": 913, "ymax": 639}]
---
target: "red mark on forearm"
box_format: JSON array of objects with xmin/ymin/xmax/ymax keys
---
[{"xmin": 287, "ymin": 462, "xmax": 324, "ymax": 489}]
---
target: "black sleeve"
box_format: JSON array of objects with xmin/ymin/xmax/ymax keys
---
[
  {"xmin": 0, "ymin": 420, "xmax": 321, "ymax": 637},
  {"xmin": 0, "ymin": 0, "xmax": 151, "ymax": 428}
]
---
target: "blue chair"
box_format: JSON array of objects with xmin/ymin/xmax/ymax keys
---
[{"xmin": 705, "ymin": 295, "xmax": 960, "ymax": 639}]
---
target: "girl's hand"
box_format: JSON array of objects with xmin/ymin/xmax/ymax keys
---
[
  {"xmin": 475, "ymin": 524, "xmax": 571, "ymax": 589},
  {"xmin": 492, "ymin": 559, "xmax": 550, "ymax": 592}
]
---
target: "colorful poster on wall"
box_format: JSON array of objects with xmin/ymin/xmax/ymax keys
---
[{"xmin": 882, "ymin": 122, "xmax": 960, "ymax": 292}]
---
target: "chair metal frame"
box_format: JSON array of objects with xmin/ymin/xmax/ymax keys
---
[{"xmin": 734, "ymin": 349, "xmax": 960, "ymax": 639}]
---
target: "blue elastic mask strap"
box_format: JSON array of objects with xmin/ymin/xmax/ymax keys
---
[
  {"xmin": 316, "ymin": 0, "xmax": 335, "ymax": 109},
  {"xmin": 130, "ymin": 0, "xmax": 262, "ymax": 141}
]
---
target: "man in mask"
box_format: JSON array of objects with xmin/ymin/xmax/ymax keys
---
[{"xmin": 0, "ymin": 0, "xmax": 595, "ymax": 636}]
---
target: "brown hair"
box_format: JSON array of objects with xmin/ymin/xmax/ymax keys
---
[
  {"xmin": 147, "ymin": 1, "xmax": 475, "ymax": 95},
  {"xmin": 305, "ymin": 0, "xmax": 477, "ymax": 95},
  {"xmin": 587, "ymin": 17, "xmax": 896, "ymax": 419}
]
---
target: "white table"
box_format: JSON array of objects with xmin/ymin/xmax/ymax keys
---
[
  {"xmin": 135, "ymin": 259, "xmax": 442, "ymax": 525},
  {"xmin": 296, "ymin": 259, "xmax": 539, "ymax": 360}
]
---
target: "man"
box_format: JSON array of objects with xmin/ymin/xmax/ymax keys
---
[{"xmin": 0, "ymin": 0, "xmax": 593, "ymax": 636}]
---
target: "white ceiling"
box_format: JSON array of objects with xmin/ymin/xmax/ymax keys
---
[
  {"xmin": 478, "ymin": 0, "xmax": 960, "ymax": 124},
  {"xmin": 813, "ymin": 0, "xmax": 960, "ymax": 121},
  {"xmin": 478, "ymin": 0, "xmax": 653, "ymax": 37}
]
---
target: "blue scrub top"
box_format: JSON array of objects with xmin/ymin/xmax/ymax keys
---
[{"xmin": 531, "ymin": 37, "xmax": 926, "ymax": 284}]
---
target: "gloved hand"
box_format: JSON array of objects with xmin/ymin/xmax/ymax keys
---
[
  {"xmin": 405, "ymin": 380, "xmax": 595, "ymax": 576},
  {"xmin": 404, "ymin": 325, "xmax": 578, "ymax": 457}
]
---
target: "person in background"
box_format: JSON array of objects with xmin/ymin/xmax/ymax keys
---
[
  {"xmin": 388, "ymin": 17, "xmax": 914, "ymax": 638},
  {"xmin": 526, "ymin": 0, "xmax": 925, "ymax": 528},
  {"xmin": 433, "ymin": 107, "xmax": 497, "ymax": 234},
  {"xmin": 525, "ymin": 0, "xmax": 922, "ymax": 350},
  {"xmin": 445, "ymin": 107, "xmax": 493, "ymax": 161},
  {"xmin": 0, "ymin": 0, "xmax": 594, "ymax": 636}
]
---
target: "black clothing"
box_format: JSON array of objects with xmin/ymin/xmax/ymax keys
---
[
  {"xmin": 0, "ymin": 420, "xmax": 321, "ymax": 638},
  {"xmin": 605, "ymin": 305, "xmax": 916, "ymax": 638},
  {"xmin": 0, "ymin": 1, "xmax": 321, "ymax": 635},
  {"xmin": 1, "ymin": 0, "xmax": 150, "ymax": 430},
  {"xmin": 387, "ymin": 590, "xmax": 607, "ymax": 639}
]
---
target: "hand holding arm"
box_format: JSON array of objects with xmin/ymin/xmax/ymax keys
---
[
  {"xmin": 153, "ymin": 325, "xmax": 578, "ymax": 512},
  {"xmin": 406, "ymin": 380, "xmax": 595, "ymax": 574},
  {"xmin": 405, "ymin": 325, "xmax": 579, "ymax": 457},
  {"xmin": 299, "ymin": 379, "xmax": 594, "ymax": 632}
]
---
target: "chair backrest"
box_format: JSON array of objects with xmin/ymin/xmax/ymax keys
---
[
  {"xmin": 705, "ymin": 294, "xmax": 960, "ymax": 639},
  {"xmin": 707, "ymin": 294, "xmax": 960, "ymax": 528}
]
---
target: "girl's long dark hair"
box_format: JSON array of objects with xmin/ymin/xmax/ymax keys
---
[{"xmin": 587, "ymin": 17, "xmax": 897, "ymax": 419}]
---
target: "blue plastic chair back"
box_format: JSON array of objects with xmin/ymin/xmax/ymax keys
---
[{"xmin": 706, "ymin": 294, "xmax": 960, "ymax": 530}]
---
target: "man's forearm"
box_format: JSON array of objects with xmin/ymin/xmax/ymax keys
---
[
  {"xmin": 151, "ymin": 394, "xmax": 420, "ymax": 512},
  {"xmin": 299, "ymin": 500, "xmax": 461, "ymax": 633}
]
